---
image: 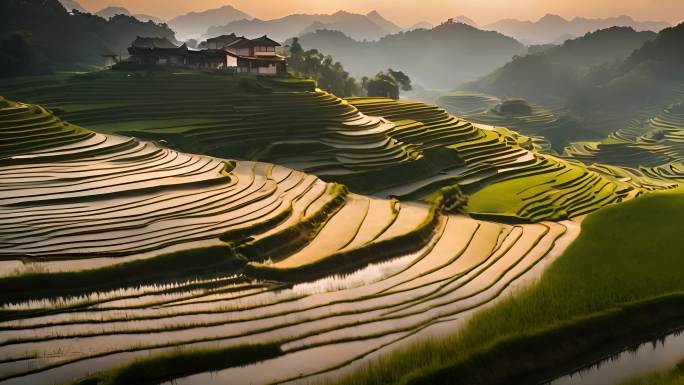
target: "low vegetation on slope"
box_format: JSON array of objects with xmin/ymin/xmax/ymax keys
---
[{"xmin": 335, "ymin": 189, "xmax": 684, "ymax": 385}]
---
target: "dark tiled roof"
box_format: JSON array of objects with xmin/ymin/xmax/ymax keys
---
[
  {"xmin": 206, "ymin": 33, "xmax": 240, "ymax": 44},
  {"xmin": 229, "ymin": 35, "xmax": 281, "ymax": 49},
  {"xmin": 224, "ymin": 37, "xmax": 250, "ymax": 48}
]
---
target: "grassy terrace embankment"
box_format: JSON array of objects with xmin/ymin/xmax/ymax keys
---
[
  {"xmin": 71, "ymin": 343, "xmax": 282, "ymax": 385},
  {"xmin": 334, "ymin": 189, "xmax": 684, "ymax": 385}
]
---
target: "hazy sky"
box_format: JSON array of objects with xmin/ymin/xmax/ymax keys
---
[{"xmin": 78, "ymin": 0, "xmax": 684, "ymax": 26}]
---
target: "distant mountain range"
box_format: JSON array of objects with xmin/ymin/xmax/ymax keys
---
[
  {"xmin": 366, "ymin": 10, "xmax": 403, "ymax": 34},
  {"xmin": 205, "ymin": 10, "xmax": 404, "ymax": 42},
  {"xmin": 484, "ymin": 14, "xmax": 670, "ymax": 45},
  {"xmin": 293, "ymin": 20, "xmax": 526, "ymax": 88},
  {"xmin": 168, "ymin": 5, "xmax": 252, "ymax": 40}
]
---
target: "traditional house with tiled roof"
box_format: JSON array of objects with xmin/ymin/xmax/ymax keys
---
[
  {"xmin": 204, "ymin": 33, "xmax": 242, "ymax": 49},
  {"xmin": 223, "ymin": 35, "xmax": 286, "ymax": 75},
  {"xmin": 127, "ymin": 35, "xmax": 287, "ymax": 75}
]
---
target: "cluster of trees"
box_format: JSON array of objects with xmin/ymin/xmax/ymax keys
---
[
  {"xmin": 287, "ymin": 38, "xmax": 411, "ymax": 98},
  {"xmin": 362, "ymin": 69, "xmax": 412, "ymax": 99},
  {"xmin": 287, "ymin": 38, "xmax": 360, "ymax": 97},
  {"xmin": 1, "ymin": 0, "xmax": 176, "ymax": 77}
]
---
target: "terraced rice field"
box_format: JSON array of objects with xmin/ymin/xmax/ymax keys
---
[
  {"xmin": 0, "ymin": 72, "xmax": 645, "ymax": 222},
  {"xmin": 347, "ymin": 97, "xmax": 641, "ymax": 221},
  {"xmin": 436, "ymin": 92, "xmax": 571, "ymax": 151},
  {"xmin": 0, "ymin": 96, "xmax": 583, "ymax": 385},
  {"xmin": 0, "ymin": 72, "xmax": 420, "ymax": 190},
  {"xmin": 564, "ymin": 101, "xmax": 684, "ymax": 184},
  {"xmin": 1, "ymin": 72, "xmax": 681, "ymax": 384}
]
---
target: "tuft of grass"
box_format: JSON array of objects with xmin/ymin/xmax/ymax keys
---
[
  {"xmin": 333, "ymin": 190, "xmax": 684, "ymax": 385},
  {"xmin": 0, "ymin": 246, "xmax": 240, "ymax": 308},
  {"xmin": 70, "ymin": 343, "xmax": 282, "ymax": 385},
  {"xmin": 235, "ymin": 184, "xmax": 349, "ymax": 262},
  {"xmin": 245, "ymin": 189, "xmax": 446, "ymax": 282}
]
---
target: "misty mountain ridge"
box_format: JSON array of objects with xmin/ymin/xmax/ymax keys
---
[
  {"xmin": 57, "ymin": 0, "xmax": 86, "ymax": 13},
  {"xmin": 453, "ymin": 16, "xmax": 477, "ymax": 27},
  {"xmin": 168, "ymin": 5, "xmax": 252, "ymax": 40},
  {"xmin": 366, "ymin": 10, "xmax": 403, "ymax": 34},
  {"xmin": 94, "ymin": 6, "xmax": 165, "ymax": 23},
  {"xmin": 406, "ymin": 21, "xmax": 434, "ymax": 31},
  {"xmin": 205, "ymin": 10, "xmax": 402, "ymax": 42},
  {"xmin": 292, "ymin": 20, "xmax": 526, "ymax": 88},
  {"xmin": 485, "ymin": 13, "xmax": 670, "ymax": 44}
]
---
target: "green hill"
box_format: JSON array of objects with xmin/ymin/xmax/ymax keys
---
[{"xmin": 461, "ymin": 26, "xmax": 656, "ymax": 103}]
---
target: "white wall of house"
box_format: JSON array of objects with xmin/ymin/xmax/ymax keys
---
[
  {"xmin": 258, "ymin": 64, "xmax": 277, "ymax": 74},
  {"xmin": 227, "ymin": 56, "xmax": 238, "ymax": 67}
]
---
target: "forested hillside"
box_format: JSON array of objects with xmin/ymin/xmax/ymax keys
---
[{"xmin": 0, "ymin": 0, "xmax": 176, "ymax": 76}]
